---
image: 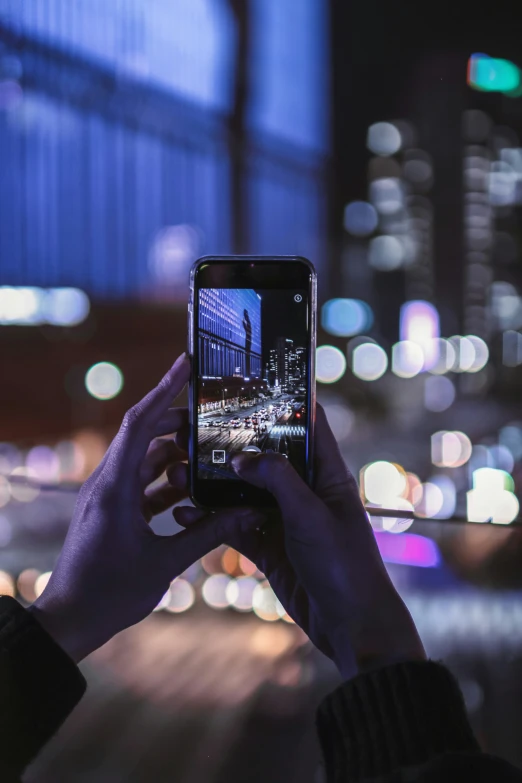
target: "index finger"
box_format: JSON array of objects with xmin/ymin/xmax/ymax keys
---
[
  {"xmin": 314, "ymin": 403, "xmax": 354, "ymax": 496},
  {"xmin": 107, "ymin": 353, "xmax": 190, "ymax": 481}
]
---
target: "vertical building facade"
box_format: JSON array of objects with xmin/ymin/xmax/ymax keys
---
[{"xmin": 199, "ymin": 288, "xmax": 261, "ymax": 379}]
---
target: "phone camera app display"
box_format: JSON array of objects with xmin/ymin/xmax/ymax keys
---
[{"xmin": 197, "ymin": 289, "xmax": 308, "ymax": 480}]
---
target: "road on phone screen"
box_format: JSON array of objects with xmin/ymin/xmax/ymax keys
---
[{"xmin": 197, "ymin": 394, "xmax": 306, "ymax": 479}]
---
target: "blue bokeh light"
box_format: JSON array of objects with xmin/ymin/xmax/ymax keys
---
[{"xmin": 322, "ymin": 298, "xmax": 373, "ymax": 337}]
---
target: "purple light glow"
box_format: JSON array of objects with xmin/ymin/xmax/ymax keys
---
[
  {"xmin": 400, "ymin": 301, "xmax": 440, "ymax": 370},
  {"xmin": 375, "ymin": 531, "xmax": 440, "ymax": 568}
]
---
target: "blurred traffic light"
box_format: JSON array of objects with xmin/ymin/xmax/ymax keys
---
[{"xmin": 467, "ymin": 53, "xmax": 521, "ymax": 96}]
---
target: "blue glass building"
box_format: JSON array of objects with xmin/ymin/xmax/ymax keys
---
[
  {"xmin": 0, "ymin": 0, "xmax": 330, "ymax": 299},
  {"xmin": 199, "ymin": 288, "xmax": 261, "ymax": 379}
]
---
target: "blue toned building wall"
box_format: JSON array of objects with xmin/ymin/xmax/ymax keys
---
[
  {"xmin": 0, "ymin": 0, "xmax": 330, "ymax": 299},
  {"xmin": 198, "ymin": 289, "xmax": 262, "ymax": 379}
]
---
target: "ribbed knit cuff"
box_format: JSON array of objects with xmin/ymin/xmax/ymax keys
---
[
  {"xmin": 316, "ymin": 660, "xmax": 480, "ymax": 783},
  {"xmin": 0, "ymin": 595, "xmax": 87, "ymax": 777}
]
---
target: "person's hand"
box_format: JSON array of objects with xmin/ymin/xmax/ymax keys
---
[
  {"xmin": 174, "ymin": 404, "xmax": 425, "ymax": 680},
  {"xmin": 29, "ymin": 354, "xmax": 263, "ymax": 662}
]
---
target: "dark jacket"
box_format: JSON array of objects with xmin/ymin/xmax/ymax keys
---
[{"xmin": 0, "ymin": 595, "xmax": 521, "ymax": 782}]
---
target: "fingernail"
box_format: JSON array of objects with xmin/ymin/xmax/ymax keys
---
[{"xmin": 170, "ymin": 352, "xmax": 188, "ymax": 372}]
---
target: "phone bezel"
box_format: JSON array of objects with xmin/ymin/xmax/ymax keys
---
[{"xmin": 188, "ymin": 255, "xmax": 317, "ymax": 509}]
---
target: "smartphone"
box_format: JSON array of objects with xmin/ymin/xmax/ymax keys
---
[{"xmin": 188, "ymin": 256, "xmax": 317, "ymax": 509}]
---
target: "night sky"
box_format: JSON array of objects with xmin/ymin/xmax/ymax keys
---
[{"xmin": 256, "ymin": 288, "xmax": 308, "ymax": 364}]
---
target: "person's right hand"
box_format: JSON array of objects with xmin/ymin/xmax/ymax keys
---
[{"xmin": 174, "ymin": 404, "xmax": 425, "ymax": 679}]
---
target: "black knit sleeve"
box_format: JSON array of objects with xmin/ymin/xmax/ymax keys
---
[
  {"xmin": 316, "ymin": 660, "xmax": 482, "ymax": 783},
  {"xmin": 0, "ymin": 595, "xmax": 86, "ymax": 781}
]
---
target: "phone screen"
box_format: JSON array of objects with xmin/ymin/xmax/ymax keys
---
[{"xmin": 195, "ymin": 285, "xmax": 310, "ymax": 484}]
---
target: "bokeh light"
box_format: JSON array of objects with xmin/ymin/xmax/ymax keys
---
[
  {"xmin": 148, "ymin": 224, "xmax": 200, "ymax": 286},
  {"xmin": 226, "ymin": 577, "xmax": 258, "ymax": 612},
  {"xmin": 343, "ymin": 201, "xmax": 378, "ymax": 236},
  {"xmin": 500, "ymin": 424, "xmax": 522, "ymax": 461},
  {"xmin": 489, "ymin": 445, "xmax": 515, "ymax": 473},
  {"xmin": 369, "ymin": 235, "xmax": 404, "ymax": 271},
  {"xmin": 352, "ymin": 342, "xmax": 388, "ymax": 381},
  {"xmin": 367, "ymin": 122, "xmax": 402, "ymax": 156},
  {"xmin": 362, "ymin": 461, "xmax": 407, "ymax": 505},
  {"xmin": 424, "ymin": 376, "xmax": 456, "ymax": 412},
  {"xmin": 0, "ymin": 286, "xmax": 90, "ymax": 326},
  {"xmin": 391, "ymin": 341, "xmax": 424, "ymax": 378},
  {"xmin": 370, "ymin": 177, "xmax": 404, "ymax": 214},
  {"xmin": 17, "ymin": 569, "xmax": 41, "ymax": 603},
  {"xmin": 400, "ymin": 301, "xmax": 440, "ymax": 369},
  {"xmin": 43, "ymin": 288, "xmax": 91, "ymax": 326},
  {"xmin": 166, "ymin": 578, "xmax": 195, "ymax": 613},
  {"xmin": 467, "ymin": 468, "xmax": 519, "ymax": 524},
  {"xmin": 201, "ymin": 548, "xmax": 226, "ymax": 576},
  {"xmin": 252, "ymin": 581, "xmax": 280, "ymax": 622},
  {"xmin": 0, "ymin": 570, "xmax": 15, "ymax": 597},
  {"xmin": 34, "ymin": 571, "xmax": 52, "ymax": 598},
  {"xmin": 322, "ymin": 298, "xmax": 373, "ymax": 337},
  {"xmin": 238, "ymin": 554, "xmax": 258, "ymax": 577},
  {"xmin": 371, "ymin": 498, "xmax": 415, "ymax": 534},
  {"xmin": 428, "ymin": 339, "xmax": 457, "ymax": 375},
  {"xmin": 413, "ymin": 482, "xmax": 444, "ymax": 518},
  {"xmin": 0, "ymin": 287, "xmax": 42, "ymax": 324},
  {"xmin": 202, "ymin": 574, "xmax": 231, "ymax": 609},
  {"xmin": 316, "ymin": 345, "xmax": 347, "ymax": 384},
  {"xmin": 276, "ymin": 599, "xmax": 295, "ymax": 624},
  {"xmin": 9, "ymin": 467, "xmax": 40, "ymax": 502},
  {"xmin": 402, "ymin": 150, "xmax": 433, "ymax": 189},
  {"xmin": 465, "ymin": 335, "xmax": 489, "ymax": 372},
  {"xmin": 449, "ymin": 336, "xmax": 477, "ymax": 372},
  {"xmin": 221, "ymin": 547, "xmax": 241, "ymax": 576},
  {"xmin": 71, "ymin": 430, "xmax": 107, "ymax": 480},
  {"xmin": 248, "ymin": 625, "xmax": 294, "ymax": 657},
  {"xmin": 25, "ymin": 446, "xmax": 60, "ymax": 483},
  {"xmin": 431, "ymin": 431, "xmax": 472, "ymax": 468},
  {"xmin": 85, "ymin": 362, "xmax": 124, "ymax": 400}
]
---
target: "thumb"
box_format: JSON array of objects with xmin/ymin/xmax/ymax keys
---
[
  {"xmin": 230, "ymin": 452, "xmax": 323, "ymax": 524},
  {"xmin": 162, "ymin": 507, "xmax": 264, "ymax": 575}
]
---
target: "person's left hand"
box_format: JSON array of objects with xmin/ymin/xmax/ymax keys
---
[{"xmin": 29, "ymin": 353, "xmax": 264, "ymax": 662}]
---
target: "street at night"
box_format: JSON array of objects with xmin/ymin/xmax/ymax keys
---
[{"xmin": 197, "ymin": 395, "xmax": 306, "ymax": 478}]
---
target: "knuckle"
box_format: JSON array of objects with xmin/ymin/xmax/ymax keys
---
[{"xmin": 122, "ymin": 406, "xmax": 141, "ymax": 430}]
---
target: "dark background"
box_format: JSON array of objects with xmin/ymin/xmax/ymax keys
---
[{"xmin": 259, "ymin": 289, "xmax": 308, "ymax": 363}]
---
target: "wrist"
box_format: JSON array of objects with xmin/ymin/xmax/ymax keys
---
[
  {"xmin": 327, "ymin": 602, "xmax": 427, "ymax": 680},
  {"xmin": 28, "ymin": 598, "xmax": 103, "ymax": 663}
]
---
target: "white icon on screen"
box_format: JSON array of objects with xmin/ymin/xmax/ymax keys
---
[
  {"xmin": 294, "ymin": 294, "xmax": 303, "ymax": 303},
  {"xmin": 212, "ymin": 450, "xmax": 226, "ymax": 464}
]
